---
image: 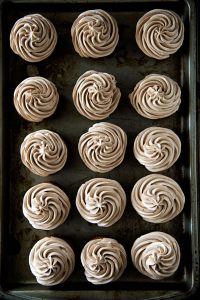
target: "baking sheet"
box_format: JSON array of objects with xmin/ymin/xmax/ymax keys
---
[{"xmin": 0, "ymin": 0, "xmax": 199, "ymax": 299}]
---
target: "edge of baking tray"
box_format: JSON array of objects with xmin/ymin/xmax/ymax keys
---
[{"xmin": 0, "ymin": 0, "xmax": 199, "ymax": 299}]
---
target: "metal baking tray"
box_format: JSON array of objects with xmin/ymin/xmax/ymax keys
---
[{"xmin": 0, "ymin": 0, "xmax": 199, "ymax": 299}]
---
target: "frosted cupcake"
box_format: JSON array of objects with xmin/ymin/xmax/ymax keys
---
[
  {"xmin": 135, "ymin": 9, "xmax": 184, "ymax": 59},
  {"xmin": 29, "ymin": 237, "xmax": 75, "ymax": 286},
  {"xmin": 81, "ymin": 237, "xmax": 127, "ymax": 284},
  {"xmin": 10, "ymin": 14, "xmax": 57, "ymax": 62},
  {"xmin": 71, "ymin": 9, "xmax": 119, "ymax": 58}
]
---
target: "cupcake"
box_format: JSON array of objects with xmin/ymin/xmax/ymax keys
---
[
  {"xmin": 14, "ymin": 76, "xmax": 59, "ymax": 122},
  {"xmin": 131, "ymin": 232, "xmax": 180, "ymax": 280},
  {"xmin": 129, "ymin": 74, "xmax": 181, "ymax": 119},
  {"xmin": 23, "ymin": 183, "xmax": 71, "ymax": 230},
  {"xmin": 131, "ymin": 174, "xmax": 185, "ymax": 223},
  {"xmin": 133, "ymin": 127, "xmax": 181, "ymax": 172},
  {"xmin": 20, "ymin": 129, "xmax": 67, "ymax": 176},
  {"xmin": 78, "ymin": 122, "xmax": 127, "ymax": 173},
  {"xmin": 81, "ymin": 237, "xmax": 127, "ymax": 284},
  {"xmin": 72, "ymin": 70, "xmax": 121, "ymax": 120},
  {"xmin": 29, "ymin": 236, "xmax": 75, "ymax": 286},
  {"xmin": 10, "ymin": 14, "xmax": 57, "ymax": 62},
  {"xmin": 71, "ymin": 9, "xmax": 119, "ymax": 58},
  {"xmin": 135, "ymin": 9, "xmax": 184, "ymax": 59},
  {"xmin": 76, "ymin": 178, "xmax": 126, "ymax": 227}
]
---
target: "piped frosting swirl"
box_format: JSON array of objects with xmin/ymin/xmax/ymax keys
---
[
  {"xmin": 131, "ymin": 231, "xmax": 180, "ymax": 280},
  {"xmin": 133, "ymin": 127, "xmax": 181, "ymax": 172},
  {"xmin": 78, "ymin": 122, "xmax": 127, "ymax": 173},
  {"xmin": 135, "ymin": 9, "xmax": 184, "ymax": 59},
  {"xmin": 71, "ymin": 9, "xmax": 119, "ymax": 58},
  {"xmin": 76, "ymin": 178, "xmax": 126, "ymax": 227},
  {"xmin": 29, "ymin": 236, "xmax": 75, "ymax": 286},
  {"xmin": 23, "ymin": 183, "xmax": 71, "ymax": 230},
  {"xmin": 14, "ymin": 76, "xmax": 59, "ymax": 122},
  {"xmin": 129, "ymin": 74, "xmax": 181, "ymax": 119},
  {"xmin": 20, "ymin": 130, "xmax": 67, "ymax": 176},
  {"xmin": 131, "ymin": 174, "xmax": 185, "ymax": 223},
  {"xmin": 73, "ymin": 70, "xmax": 121, "ymax": 120},
  {"xmin": 81, "ymin": 237, "xmax": 127, "ymax": 284}
]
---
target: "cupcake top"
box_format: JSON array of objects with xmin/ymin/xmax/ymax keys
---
[
  {"xmin": 133, "ymin": 127, "xmax": 181, "ymax": 172},
  {"xmin": 29, "ymin": 236, "xmax": 75, "ymax": 286},
  {"xmin": 14, "ymin": 76, "xmax": 59, "ymax": 122},
  {"xmin": 131, "ymin": 231, "xmax": 180, "ymax": 280},
  {"xmin": 135, "ymin": 9, "xmax": 184, "ymax": 60},
  {"xmin": 71, "ymin": 9, "xmax": 119, "ymax": 58},
  {"xmin": 23, "ymin": 182, "xmax": 71, "ymax": 230},
  {"xmin": 10, "ymin": 14, "xmax": 57, "ymax": 62},
  {"xmin": 72, "ymin": 70, "xmax": 121, "ymax": 120},
  {"xmin": 78, "ymin": 122, "xmax": 127, "ymax": 173},
  {"xmin": 20, "ymin": 129, "xmax": 67, "ymax": 176},
  {"xmin": 129, "ymin": 74, "xmax": 181, "ymax": 119},
  {"xmin": 76, "ymin": 178, "xmax": 126, "ymax": 227},
  {"xmin": 131, "ymin": 174, "xmax": 185, "ymax": 223},
  {"xmin": 81, "ymin": 237, "xmax": 127, "ymax": 284}
]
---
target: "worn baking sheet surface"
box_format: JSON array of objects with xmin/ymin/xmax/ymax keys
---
[{"xmin": 0, "ymin": 0, "xmax": 198, "ymax": 299}]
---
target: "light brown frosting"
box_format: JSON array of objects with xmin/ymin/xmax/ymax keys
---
[
  {"xmin": 29, "ymin": 236, "xmax": 75, "ymax": 286},
  {"xmin": 76, "ymin": 178, "xmax": 126, "ymax": 227},
  {"xmin": 20, "ymin": 130, "xmax": 67, "ymax": 176},
  {"xmin": 131, "ymin": 174, "xmax": 185, "ymax": 223},
  {"xmin": 10, "ymin": 14, "xmax": 57, "ymax": 62},
  {"xmin": 71, "ymin": 9, "xmax": 119, "ymax": 58},
  {"xmin": 81, "ymin": 237, "xmax": 127, "ymax": 284},
  {"xmin": 23, "ymin": 183, "xmax": 71, "ymax": 230},
  {"xmin": 136, "ymin": 9, "xmax": 184, "ymax": 60},
  {"xmin": 72, "ymin": 70, "xmax": 121, "ymax": 120},
  {"xmin": 131, "ymin": 231, "xmax": 180, "ymax": 280},
  {"xmin": 134, "ymin": 127, "xmax": 181, "ymax": 172},
  {"xmin": 129, "ymin": 74, "xmax": 181, "ymax": 119},
  {"xmin": 14, "ymin": 76, "xmax": 59, "ymax": 122},
  {"xmin": 78, "ymin": 122, "xmax": 127, "ymax": 173}
]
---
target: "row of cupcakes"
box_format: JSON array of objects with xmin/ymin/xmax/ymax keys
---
[
  {"xmin": 29, "ymin": 232, "xmax": 181, "ymax": 286},
  {"xmin": 10, "ymin": 9, "xmax": 184, "ymax": 62}
]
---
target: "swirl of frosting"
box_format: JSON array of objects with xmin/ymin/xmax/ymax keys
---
[
  {"xmin": 131, "ymin": 174, "xmax": 185, "ymax": 223},
  {"xmin": 23, "ymin": 183, "xmax": 71, "ymax": 230},
  {"xmin": 78, "ymin": 122, "xmax": 127, "ymax": 173},
  {"xmin": 29, "ymin": 237, "xmax": 75, "ymax": 286},
  {"xmin": 135, "ymin": 9, "xmax": 184, "ymax": 59},
  {"xmin": 71, "ymin": 9, "xmax": 119, "ymax": 58},
  {"xmin": 76, "ymin": 178, "xmax": 126, "ymax": 227},
  {"xmin": 81, "ymin": 237, "xmax": 127, "ymax": 284},
  {"xmin": 72, "ymin": 70, "xmax": 121, "ymax": 120},
  {"xmin": 133, "ymin": 127, "xmax": 181, "ymax": 172},
  {"xmin": 131, "ymin": 231, "xmax": 180, "ymax": 280},
  {"xmin": 20, "ymin": 130, "xmax": 67, "ymax": 176},
  {"xmin": 10, "ymin": 14, "xmax": 57, "ymax": 62},
  {"xmin": 14, "ymin": 77, "xmax": 59, "ymax": 122},
  {"xmin": 129, "ymin": 74, "xmax": 181, "ymax": 119}
]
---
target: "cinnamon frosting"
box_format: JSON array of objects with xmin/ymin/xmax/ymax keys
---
[
  {"xmin": 71, "ymin": 9, "xmax": 119, "ymax": 58},
  {"xmin": 131, "ymin": 174, "xmax": 185, "ymax": 223},
  {"xmin": 72, "ymin": 70, "xmax": 121, "ymax": 120},
  {"xmin": 29, "ymin": 236, "xmax": 75, "ymax": 285},
  {"xmin": 129, "ymin": 74, "xmax": 181, "ymax": 119},
  {"xmin": 131, "ymin": 232, "xmax": 180, "ymax": 280},
  {"xmin": 23, "ymin": 183, "xmax": 71, "ymax": 230},
  {"xmin": 81, "ymin": 237, "xmax": 127, "ymax": 284},
  {"xmin": 14, "ymin": 76, "xmax": 59, "ymax": 122},
  {"xmin": 20, "ymin": 130, "xmax": 67, "ymax": 176},
  {"xmin": 10, "ymin": 14, "xmax": 57, "ymax": 62},
  {"xmin": 78, "ymin": 122, "xmax": 127, "ymax": 173},
  {"xmin": 76, "ymin": 178, "xmax": 126, "ymax": 227},
  {"xmin": 135, "ymin": 9, "xmax": 184, "ymax": 59},
  {"xmin": 133, "ymin": 127, "xmax": 181, "ymax": 172}
]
